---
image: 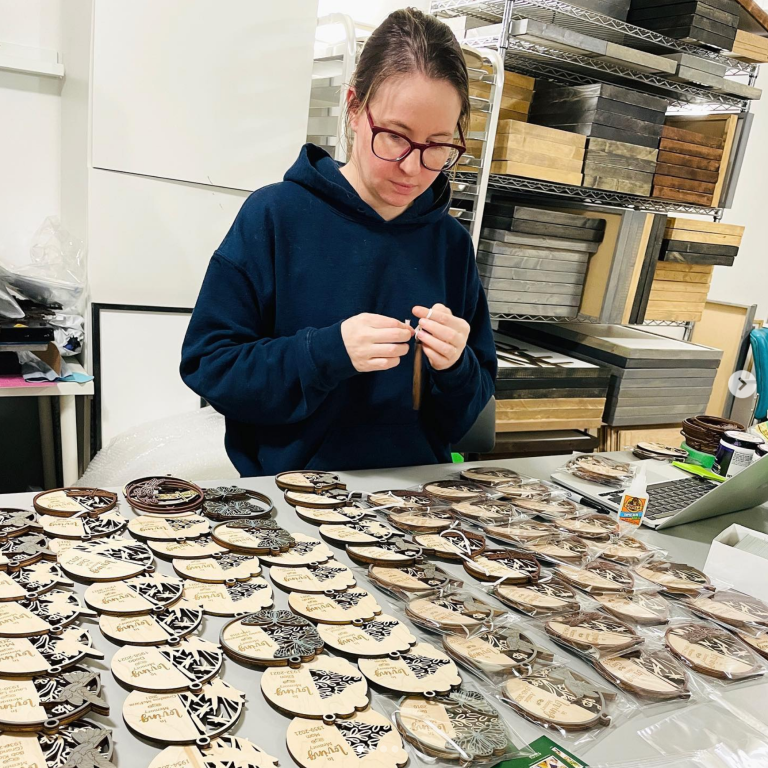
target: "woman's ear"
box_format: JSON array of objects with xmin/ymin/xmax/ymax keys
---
[{"xmin": 346, "ymin": 87, "xmax": 361, "ymax": 134}]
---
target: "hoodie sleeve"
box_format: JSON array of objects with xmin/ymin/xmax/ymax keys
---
[
  {"xmin": 180, "ymin": 197, "xmax": 358, "ymax": 426},
  {"xmin": 423, "ymin": 243, "xmax": 497, "ymax": 446}
]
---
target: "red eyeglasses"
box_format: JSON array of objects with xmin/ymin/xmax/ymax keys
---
[{"xmin": 367, "ymin": 109, "xmax": 466, "ymax": 172}]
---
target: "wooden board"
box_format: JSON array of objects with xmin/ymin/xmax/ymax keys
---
[
  {"xmin": 655, "ymin": 162, "xmax": 719, "ymax": 182},
  {"xmin": 584, "ymin": 149, "xmax": 658, "ymax": 173},
  {"xmin": 654, "ymin": 174, "xmax": 717, "ymax": 193},
  {"xmin": 658, "ymin": 149, "xmax": 720, "ymax": 171},
  {"xmin": 663, "ymin": 228, "xmax": 743, "ymax": 246},
  {"xmin": 661, "ymin": 124, "xmax": 725, "ymax": 148},
  {"xmin": 490, "ymin": 161, "xmax": 582, "ymax": 185},
  {"xmin": 496, "ymin": 119, "xmax": 587, "ymax": 147},
  {"xmin": 496, "ymin": 417, "xmax": 605, "ymax": 432},
  {"xmin": 493, "ymin": 133, "xmax": 585, "ymax": 159},
  {"xmin": 491, "ymin": 148, "xmax": 584, "ymax": 171},
  {"xmin": 653, "ymin": 185, "xmax": 714, "ymax": 205},
  {"xmin": 659, "ymin": 137, "xmax": 724, "ymax": 160},
  {"xmin": 584, "ymin": 162, "xmax": 655, "ymax": 183},
  {"xmin": 469, "ymin": 81, "xmax": 534, "ymax": 102},
  {"xmin": 665, "ymin": 217, "xmax": 745, "ymax": 236},
  {"xmin": 499, "ymin": 108, "xmax": 529, "ymax": 122},
  {"xmin": 587, "ymin": 175, "xmax": 653, "ymax": 195}
]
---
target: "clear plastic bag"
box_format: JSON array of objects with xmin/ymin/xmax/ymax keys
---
[
  {"xmin": 561, "ymin": 455, "xmax": 635, "ymax": 488},
  {"xmin": 683, "ymin": 588, "xmax": 768, "ymax": 639}
]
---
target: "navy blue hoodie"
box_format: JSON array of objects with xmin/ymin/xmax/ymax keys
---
[{"xmin": 180, "ymin": 144, "xmax": 496, "ymax": 477}]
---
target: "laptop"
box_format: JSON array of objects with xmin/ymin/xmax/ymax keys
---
[{"xmin": 551, "ymin": 453, "xmax": 768, "ymax": 529}]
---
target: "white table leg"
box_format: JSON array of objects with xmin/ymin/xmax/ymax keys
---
[
  {"xmin": 38, "ymin": 399, "xmax": 56, "ymax": 489},
  {"xmin": 60, "ymin": 395, "xmax": 79, "ymax": 485}
]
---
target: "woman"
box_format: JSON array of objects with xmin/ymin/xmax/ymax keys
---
[{"xmin": 180, "ymin": 8, "xmax": 496, "ymax": 477}]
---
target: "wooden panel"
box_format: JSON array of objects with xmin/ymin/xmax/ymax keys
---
[
  {"xmin": 496, "ymin": 397, "xmax": 606, "ymax": 411},
  {"xmin": 600, "ymin": 424, "xmax": 684, "ymax": 452},
  {"xmin": 691, "ymin": 301, "xmax": 757, "ymax": 417},
  {"xmin": 664, "ymin": 217, "xmax": 745, "ymax": 236},
  {"xmin": 497, "ymin": 417, "xmax": 604, "ymax": 432},
  {"xmin": 490, "ymin": 161, "xmax": 583, "ymax": 185},
  {"xmin": 92, "ymin": 0, "xmax": 318, "ymax": 191},
  {"xmin": 663, "ymin": 229, "xmax": 743, "ymax": 246},
  {"xmin": 496, "ymin": 120, "xmax": 587, "ymax": 147},
  {"xmin": 661, "ymin": 124, "xmax": 725, "ymax": 148},
  {"xmin": 491, "ymin": 148, "xmax": 583, "ymax": 171},
  {"xmin": 493, "ymin": 134, "xmax": 585, "ymax": 159},
  {"xmin": 653, "ymin": 185, "xmax": 714, "ymax": 205},
  {"xmin": 658, "ymin": 138, "xmax": 724, "ymax": 160}
]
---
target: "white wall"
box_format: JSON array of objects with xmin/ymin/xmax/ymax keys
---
[
  {"xmin": 318, "ymin": 0, "xmax": 429, "ymax": 26},
  {"xmin": 710, "ymin": 67, "xmax": 768, "ymax": 323},
  {"xmin": 0, "ymin": 0, "xmax": 61, "ymax": 267}
]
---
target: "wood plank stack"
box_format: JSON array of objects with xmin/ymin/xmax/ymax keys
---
[
  {"xmin": 505, "ymin": 322, "xmax": 722, "ymax": 426},
  {"xmin": 529, "ymin": 82, "xmax": 669, "ymax": 154},
  {"xmin": 493, "ymin": 332, "xmax": 610, "ymax": 432},
  {"xmin": 570, "ymin": 0, "xmax": 631, "ymax": 19},
  {"xmin": 479, "ymin": 204, "xmax": 606, "ymax": 318},
  {"xmin": 653, "ymin": 125, "xmax": 725, "ymax": 206},
  {"xmin": 583, "ymin": 137, "xmax": 658, "ymax": 195},
  {"xmin": 644, "ymin": 262, "xmax": 714, "ymax": 322},
  {"xmin": 663, "ymin": 52, "xmax": 729, "ymax": 87},
  {"xmin": 659, "ymin": 216, "xmax": 744, "ymax": 266},
  {"xmin": 492, "ymin": 121, "xmax": 586, "ymax": 186},
  {"xmin": 729, "ymin": 29, "xmax": 768, "ymax": 62},
  {"xmin": 628, "ymin": 0, "xmax": 740, "ymax": 51}
]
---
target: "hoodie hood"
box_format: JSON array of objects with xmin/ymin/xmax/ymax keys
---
[{"xmin": 284, "ymin": 143, "xmax": 452, "ymax": 228}]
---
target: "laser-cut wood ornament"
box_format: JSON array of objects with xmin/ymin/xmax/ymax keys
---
[
  {"xmin": 211, "ymin": 521, "xmax": 295, "ymax": 556},
  {"xmin": 319, "ymin": 522, "xmax": 397, "ymax": 547},
  {"xmin": 594, "ymin": 650, "xmax": 691, "ymax": 701},
  {"xmin": 511, "ymin": 498, "xmax": 580, "ymax": 520},
  {"xmin": 182, "ymin": 578, "xmax": 273, "ymax": 617},
  {"xmin": 557, "ymin": 514, "xmax": 619, "ymax": 539},
  {"xmin": 357, "ymin": 643, "xmax": 462, "ymax": 694},
  {"xmin": 270, "ymin": 561, "xmax": 356, "ymax": 594},
  {"xmin": 284, "ymin": 489, "xmax": 353, "ymax": 509},
  {"xmin": 127, "ymin": 514, "xmax": 209, "ymax": 541},
  {"xmin": 0, "ymin": 507, "xmax": 41, "ymax": 538},
  {"xmin": 368, "ymin": 563, "xmax": 459, "ymax": 594},
  {"xmin": 220, "ymin": 610, "xmax": 324, "ymax": 667},
  {"xmin": 451, "ymin": 500, "xmax": 525, "ymax": 526},
  {"xmin": 84, "ymin": 573, "xmax": 184, "ymax": 616},
  {"xmin": 412, "ymin": 529, "xmax": 486, "ymax": 560},
  {"xmin": 261, "ymin": 655, "xmax": 368, "ymax": 719},
  {"xmin": 556, "ymin": 561, "xmax": 634, "ymax": 593},
  {"xmin": 594, "ymin": 591, "xmax": 670, "ymax": 626},
  {"xmin": 150, "ymin": 535, "xmax": 227, "ymax": 560},
  {"xmin": 346, "ymin": 538, "xmax": 423, "ymax": 567},
  {"xmin": 388, "ymin": 509, "xmax": 457, "ymax": 534},
  {"xmin": 259, "ymin": 534, "xmax": 334, "ymax": 567},
  {"xmin": 98, "ymin": 600, "xmax": 204, "ymax": 646},
  {"xmin": 202, "ymin": 488, "xmax": 274, "ymax": 522},
  {"xmin": 496, "ymin": 481, "xmax": 552, "ymax": 501},
  {"xmin": 289, "ymin": 590, "xmax": 382, "ymax": 625},
  {"xmin": 483, "ymin": 519, "xmax": 554, "ymax": 544},
  {"xmin": 460, "ymin": 467, "xmax": 523, "ymax": 486},
  {"xmin": 0, "ymin": 562, "xmax": 72, "ymax": 600},
  {"xmin": 0, "ymin": 591, "xmax": 93, "ymax": 636},
  {"xmin": 173, "ymin": 552, "xmax": 261, "ymax": 584},
  {"xmin": 524, "ymin": 535, "xmax": 588, "ymax": 566},
  {"xmin": 405, "ymin": 594, "xmax": 503, "ymax": 632},
  {"xmin": 688, "ymin": 591, "xmax": 768, "ymax": 629},
  {"xmin": 275, "ymin": 472, "xmax": 345, "ymax": 494},
  {"xmin": 598, "ymin": 536, "xmax": 651, "ymax": 565},
  {"xmin": 124, "ymin": 476, "xmax": 204, "ymax": 516},
  {"xmin": 148, "ymin": 736, "xmax": 279, "ymax": 768},
  {"xmin": 444, "ymin": 627, "xmax": 553, "ymax": 675},
  {"xmin": 422, "ymin": 481, "xmax": 488, "ymax": 503},
  {"xmin": 318, "ymin": 615, "xmax": 417, "ymax": 657},
  {"xmin": 111, "ymin": 635, "xmax": 223, "ymax": 693},
  {"xmin": 38, "ymin": 511, "xmax": 127, "ymax": 541},
  {"xmin": 492, "ymin": 580, "xmax": 580, "ymax": 617},
  {"xmin": 58, "ymin": 538, "xmax": 155, "ymax": 582},
  {"xmin": 33, "ymin": 487, "xmax": 118, "ymax": 517},
  {"xmin": 635, "ymin": 562, "xmax": 712, "ymax": 596},
  {"xmin": 295, "ymin": 504, "xmax": 374, "ymax": 526},
  {"xmin": 0, "ymin": 532, "xmax": 55, "ymax": 571},
  {"xmin": 463, "ymin": 550, "xmax": 540, "ymax": 584},
  {"xmin": 0, "ymin": 627, "xmax": 103, "ymax": 676},
  {"xmin": 545, "ymin": 611, "xmax": 643, "ymax": 655},
  {"xmin": 368, "ymin": 490, "xmax": 441, "ymax": 512}
]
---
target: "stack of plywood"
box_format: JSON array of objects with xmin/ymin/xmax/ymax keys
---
[
  {"xmin": 729, "ymin": 29, "xmax": 768, "ymax": 62},
  {"xmin": 583, "ymin": 137, "xmax": 658, "ymax": 196},
  {"xmin": 653, "ymin": 125, "xmax": 725, "ymax": 206},
  {"xmin": 644, "ymin": 262, "xmax": 714, "ymax": 322},
  {"xmin": 492, "ymin": 121, "xmax": 586, "ymax": 186},
  {"xmin": 659, "ymin": 217, "xmax": 744, "ymax": 267}
]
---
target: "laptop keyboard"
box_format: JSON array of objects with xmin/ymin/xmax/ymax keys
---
[{"xmin": 600, "ymin": 477, "xmax": 719, "ymax": 521}]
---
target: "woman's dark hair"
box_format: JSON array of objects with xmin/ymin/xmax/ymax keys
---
[{"xmin": 345, "ymin": 8, "xmax": 470, "ymax": 146}]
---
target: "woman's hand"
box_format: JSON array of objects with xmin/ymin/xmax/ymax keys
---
[
  {"xmin": 341, "ymin": 313, "xmax": 415, "ymax": 372},
  {"xmin": 412, "ymin": 303, "xmax": 469, "ymax": 371}
]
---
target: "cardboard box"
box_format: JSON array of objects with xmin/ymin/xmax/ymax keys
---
[{"xmin": 705, "ymin": 523, "xmax": 768, "ymax": 602}]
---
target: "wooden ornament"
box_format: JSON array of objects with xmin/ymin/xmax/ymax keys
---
[
  {"xmin": 127, "ymin": 514, "xmax": 209, "ymax": 541},
  {"xmin": 261, "ymin": 655, "xmax": 368, "ymax": 719},
  {"xmin": 665, "ymin": 623, "xmax": 763, "ymax": 680},
  {"xmin": 737, "ymin": 630, "xmax": 768, "ymax": 661},
  {"xmin": 346, "ymin": 538, "xmax": 423, "ymax": 567},
  {"xmin": 358, "ymin": 643, "xmax": 462, "ymax": 694},
  {"xmin": 545, "ymin": 611, "xmax": 642, "ymax": 654},
  {"xmin": 595, "ymin": 650, "xmax": 690, "ymax": 701},
  {"xmin": 493, "ymin": 580, "xmax": 580, "ymax": 617},
  {"xmin": 318, "ymin": 616, "xmax": 417, "ymax": 657},
  {"xmin": 286, "ymin": 708, "xmax": 408, "ymax": 768},
  {"xmin": 150, "ymin": 535, "xmax": 227, "ymax": 560},
  {"xmin": 0, "ymin": 532, "xmax": 55, "ymax": 570},
  {"xmin": 412, "ymin": 529, "xmax": 486, "ymax": 560},
  {"xmin": 0, "ymin": 627, "xmax": 103, "ymax": 676},
  {"xmin": 688, "ymin": 590, "xmax": 768, "ymax": 629},
  {"xmin": 556, "ymin": 561, "xmax": 634, "ymax": 593},
  {"xmin": 0, "ymin": 562, "xmax": 72, "ymax": 600},
  {"xmin": 124, "ymin": 476, "xmax": 204, "ymax": 515},
  {"xmin": 395, "ymin": 689, "xmax": 510, "ymax": 763},
  {"xmin": 557, "ymin": 514, "xmax": 619, "ymax": 539},
  {"xmin": 0, "ymin": 591, "xmax": 92, "ymax": 636},
  {"xmin": 368, "ymin": 490, "xmax": 441, "ymax": 511},
  {"xmin": 565, "ymin": 455, "xmax": 633, "ymax": 487},
  {"xmin": 99, "ymin": 600, "xmax": 204, "ymax": 646},
  {"xmin": 58, "ymin": 538, "xmax": 155, "ymax": 582},
  {"xmin": 497, "ymin": 481, "xmax": 552, "ymax": 501},
  {"xmin": 111, "ymin": 635, "xmax": 223, "ymax": 692},
  {"xmin": 285, "ymin": 489, "xmax": 353, "ymax": 509},
  {"xmin": 289, "ymin": 590, "xmax": 382, "ymax": 625},
  {"xmin": 599, "ymin": 536, "xmax": 651, "ymax": 565},
  {"xmin": 296, "ymin": 505, "xmax": 374, "ymax": 526},
  {"xmin": 405, "ymin": 594, "xmax": 503, "ymax": 632},
  {"xmin": 460, "ymin": 467, "xmax": 523, "ymax": 486},
  {"xmin": 503, "ymin": 668, "xmax": 611, "ymax": 731},
  {"xmin": 211, "ymin": 521, "xmax": 295, "ymax": 555},
  {"xmin": 594, "ymin": 591, "xmax": 670, "ymax": 626},
  {"xmin": 275, "ymin": 472, "xmax": 345, "ymax": 493},
  {"xmin": 525, "ymin": 535, "xmax": 589, "ymax": 565},
  {"xmin": 387, "ymin": 509, "xmax": 457, "ymax": 534},
  {"xmin": 422, "ymin": 481, "xmax": 488, "ymax": 502},
  {"xmin": 33, "ymin": 487, "xmax": 118, "ymax": 518},
  {"xmin": 220, "ymin": 609, "xmax": 324, "ymax": 667},
  {"xmin": 182, "ymin": 578, "xmax": 273, "ymax": 617},
  {"xmin": 123, "ymin": 678, "xmax": 245, "ymax": 745},
  {"xmin": 510, "ymin": 497, "xmax": 580, "ymax": 520},
  {"xmin": 0, "ymin": 666, "xmax": 108, "ymax": 732},
  {"xmin": 149, "ymin": 737, "xmax": 278, "ymax": 768},
  {"xmin": 259, "ymin": 534, "xmax": 334, "ymax": 567},
  {"xmin": 0, "ymin": 507, "xmax": 41, "ymax": 538},
  {"xmin": 635, "ymin": 561, "xmax": 711, "ymax": 595},
  {"xmin": 444, "ymin": 627, "xmax": 552, "ymax": 675},
  {"xmin": 173, "ymin": 553, "xmax": 261, "ymax": 583},
  {"xmin": 47, "ymin": 538, "xmax": 77, "ymax": 557},
  {"xmin": 483, "ymin": 520, "xmax": 554, "ymax": 544},
  {"xmin": 202, "ymin": 489, "xmax": 274, "ymax": 522},
  {"xmin": 319, "ymin": 522, "xmax": 397, "ymax": 547},
  {"xmin": 38, "ymin": 511, "xmax": 127, "ymax": 541},
  {"xmin": 368, "ymin": 563, "xmax": 459, "ymax": 594},
  {"xmin": 463, "ymin": 549, "xmax": 540, "ymax": 584},
  {"xmin": 0, "ymin": 719, "xmax": 116, "ymax": 768},
  {"xmin": 270, "ymin": 561, "xmax": 356, "ymax": 593},
  {"xmin": 451, "ymin": 500, "xmax": 524, "ymax": 526},
  {"xmin": 84, "ymin": 573, "xmax": 184, "ymax": 616}
]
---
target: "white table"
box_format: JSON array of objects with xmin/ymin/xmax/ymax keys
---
[
  {"xmin": 0, "ymin": 361, "xmax": 93, "ymax": 485},
  {"xmin": 1, "ymin": 455, "xmax": 767, "ymax": 766}
]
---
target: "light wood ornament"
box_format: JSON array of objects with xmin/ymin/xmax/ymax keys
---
[
  {"xmin": 182, "ymin": 578, "xmax": 273, "ymax": 617},
  {"xmin": 357, "ymin": 643, "xmax": 462, "ymax": 694},
  {"xmin": 289, "ymin": 590, "xmax": 382, "ymax": 625},
  {"xmin": 270, "ymin": 561, "xmax": 357, "ymax": 594},
  {"xmin": 127, "ymin": 514, "xmax": 210, "ymax": 541},
  {"xmin": 148, "ymin": 737, "xmax": 280, "ymax": 768},
  {"xmin": 84, "ymin": 573, "xmax": 183, "ymax": 615},
  {"xmin": 98, "ymin": 600, "xmax": 204, "ymax": 646},
  {"xmin": 58, "ymin": 538, "xmax": 155, "ymax": 582},
  {"xmin": 258, "ymin": 534, "xmax": 334, "ymax": 567},
  {"xmin": 172, "ymin": 553, "xmax": 262, "ymax": 583},
  {"xmin": 318, "ymin": 615, "xmax": 417, "ymax": 657}
]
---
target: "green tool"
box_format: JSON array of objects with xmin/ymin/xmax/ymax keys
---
[{"xmin": 672, "ymin": 461, "xmax": 725, "ymax": 483}]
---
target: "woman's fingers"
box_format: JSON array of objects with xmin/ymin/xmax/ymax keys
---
[
  {"xmin": 421, "ymin": 344, "xmax": 452, "ymax": 369},
  {"xmin": 417, "ymin": 329, "xmax": 454, "ymax": 358},
  {"xmin": 370, "ymin": 326, "xmax": 414, "ymax": 343}
]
